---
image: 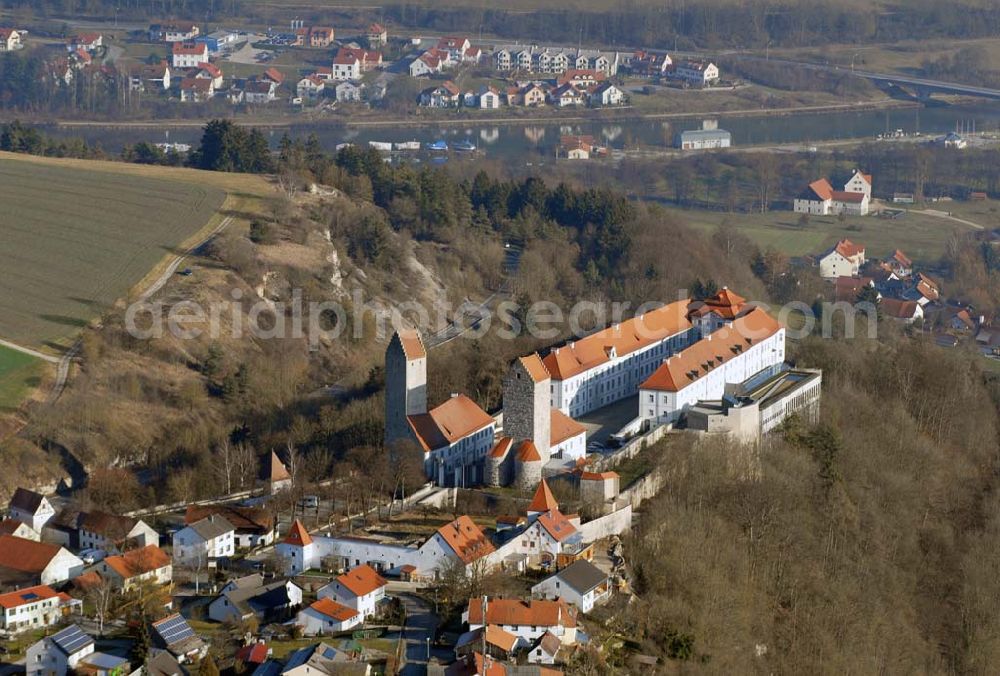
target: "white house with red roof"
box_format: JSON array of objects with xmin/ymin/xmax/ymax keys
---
[
  {"xmin": 276, "ymin": 515, "xmax": 498, "ymax": 579},
  {"xmin": 7, "ymin": 487, "xmax": 55, "ymax": 533},
  {"xmin": 464, "ymin": 597, "xmax": 578, "ymax": 646},
  {"xmin": 98, "ymin": 544, "xmax": 172, "ymax": 591},
  {"xmin": 67, "ymin": 33, "xmax": 102, "ymax": 53},
  {"xmin": 0, "ymin": 28, "xmax": 24, "ymax": 52},
  {"xmin": 0, "ymin": 585, "xmax": 79, "ymax": 633},
  {"xmin": 331, "ymin": 51, "xmax": 361, "ymax": 81},
  {"xmin": 172, "ymin": 41, "xmax": 209, "ymax": 69},
  {"xmin": 190, "ymin": 62, "xmax": 223, "ymax": 88},
  {"xmin": 297, "ymin": 75, "xmax": 326, "ymax": 100},
  {"xmin": 819, "ymin": 239, "xmax": 866, "ymax": 279},
  {"xmin": 638, "ymin": 306, "xmax": 785, "ymax": 425},
  {"xmin": 436, "ymin": 37, "xmax": 471, "ymax": 61},
  {"xmin": 296, "ymin": 597, "xmax": 361, "ymax": 635},
  {"xmin": 0, "ymin": 535, "xmax": 84, "ymax": 586},
  {"xmin": 368, "ymin": 23, "xmax": 388, "ymax": 47},
  {"xmin": 317, "ymin": 564, "xmax": 387, "ymax": 620},
  {"xmin": 795, "ymin": 170, "xmax": 872, "ymax": 216},
  {"xmin": 672, "ymin": 59, "xmax": 719, "ymax": 85}
]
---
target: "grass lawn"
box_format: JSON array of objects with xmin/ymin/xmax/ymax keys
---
[
  {"xmin": 0, "ymin": 345, "xmax": 45, "ymax": 413},
  {"xmin": 666, "ymin": 206, "xmax": 979, "ymax": 263},
  {"xmin": 0, "ymin": 153, "xmax": 273, "ymax": 352},
  {"xmin": 983, "ymin": 358, "xmax": 1000, "ymax": 373}
]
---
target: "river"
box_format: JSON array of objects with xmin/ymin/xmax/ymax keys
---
[{"xmin": 31, "ymin": 101, "xmax": 1000, "ymax": 162}]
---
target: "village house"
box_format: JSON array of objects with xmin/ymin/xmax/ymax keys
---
[
  {"xmin": 419, "ymin": 81, "xmax": 462, "ymax": 108},
  {"xmin": 794, "ymin": 170, "xmax": 872, "ymax": 216},
  {"xmin": 591, "ymin": 82, "xmax": 624, "ymax": 107},
  {"xmin": 194, "ymin": 29, "xmax": 241, "ymax": 55},
  {"xmin": 339, "ymin": 47, "xmax": 383, "ymax": 72},
  {"xmin": 335, "ymin": 81, "xmax": 364, "ymax": 102},
  {"xmin": 172, "ymin": 514, "xmax": 235, "ymax": 566},
  {"xmin": 884, "ymin": 249, "xmax": 913, "ymax": 278},
  {"xmin": 296, "ymin": 597, "xmax": 361, "ymax": 635},
  {"xmin": 70, "ymin": 48, "xmax": 92, "ymax": 67},
  {"xmin": 316, "ymin": 564, "xmax": 387, "ymax": 621},
  {"xmin": 78, "ymin": 511, "xmax": 159, "ymax": 553},
  {"xmin": 881, "ymin": 298, "xmax": 924, "ymax": 324},
  {"xmin": 464, "ymin": 597, "xmax": 578, "ymax": 647},
  {"xmin": 0, "ymin": 585, "xmax": 80, "ymax": 634},
  {"xmin": 557, "ymin": 69, "xmax": 606, "ymax": 89},
  {"xmin": 184, "ymin": 505, "xmax": 275, "ymax": 549},
  {"xmin": 436, "ymin": 36, "xmax": 472, "ymax": 62},
  {"xmin": 277, "ymin": 515, "xmax": 496, "ymax": 579},
  {"xmin": 629, "ymin": 50, "xmax": 672, "ymax": 77},
  {"xmin": 367, "ymin": 23, "xmax": 387, "ymax": 47},
  {"xmin": 559, "ymin": 134, "xmax": 597, "ymax": 160},
  {"xmin": 243, "ymin": 79, "xmax": 278, "ymax": 104},
  {"xmin": 208, "ymin": 574, "xmax": 303, "ymax": 624},
  {"xmin": 531, "ymin": 559, "xmax": 611, "ymax": 613},
  {"xmin": 7, "ymin": 487, "xmax": 56, "ymax": 533},
  {"xmin": 454, "ymin": 625, "xmax": 520, "ymax": 662},
  {"xmin": 171, "ymin": 42, "xmax": 209, "ymax": 69},
  {"xmin": 67, "ymin": 33, "xmax": 102, "ymax": 53},
  {"xmin": 331, "ymin": 52, "xmax": 361, "ymax": 81},
  {"xmin": 409, "ymin": 48, "xmax": 450, "ymax": 77},
  {"xmin": 151, "ymin": 614, "xmax": 208, "ymax": 663},
  {"xmin": 474, "ymin": 85, "xmax": 501, "ymax": 109},
  {"xmin": 135, "ymin": 61, "xmax": 171, "ymax": 91},
  {"xmin": 297, "ymin": 75, "xmax": 326, "ymax": 100},
  {"xmin": 0, "ymin": 28, "xmax": 23, "ymax": 52},
  {"xmin": 180, "ymin": 78, "xmax": 215, "ymax": 103},
  {"xmin": 0, "ymin": 518, "xmax": 39, "ymax": 541},
  {"xmin": 275, "ymin": 642, "xmax": 363, "ymax": 676},
  {"xmin": 190, "ymin": 62, "xmax": 223, "ymax": 88},
  {"xmin": 819, "ymin": 239, "xmax": 867, "ymax": 279},
  {"xmin": 294, "ymin": 27, "xmax": 335, "ymax": 48},
  {"xmin": 508, "ymin": 83, "xmax": 547, "ymax": 107},
  {"xmin": 97, "ymin": 544, "xmax": 172, "ymax": 591},
  {"xmin": 151, "ymin": 22, "xmax": 200, "ymax": 42},
  {"xmin": 0, "ymin": 535, "xmax": 83, "ymax": 587},
  {"xmin": 26, "ymin": 625, "xmax": 95, "ymax": 676},
  {"xmin": 550, "ymin": 83, "xmax": 584, "ymax": 107},
  {"xmin": 671, "ymin": 59, "xmax": 720, "ymax": 86},
  {"xmin": 676, "ymin": 120, "xmax": 732, "ymax": 150}
]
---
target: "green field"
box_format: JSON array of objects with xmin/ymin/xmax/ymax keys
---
[
  {"xmin": 0, "ymin": 346, "xmax": 43, "ymax": 412},
  {"xmin": 668, "ymin": 206, "xmax": 982, "ymax": 263},
  {"xmin": 0, "ymin": 157, "xmax": 226, "ymax": 349}
]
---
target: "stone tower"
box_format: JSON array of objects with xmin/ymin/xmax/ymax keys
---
[
  {"xmin": 503, "ymin": 355, "xmax": 551, "ymax": 463},
  {"xmin": 384, "ymin": 329, "xmax": 428, "ymax": 447}
]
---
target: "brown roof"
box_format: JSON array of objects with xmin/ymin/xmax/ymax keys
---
[
  {"xmin": 0, "ymin": 519, "xmax": 29, "ymax": 536},
  {"xmin": 834, "ymin": 239, "xmax": 865, "ymax": 259},
  {"xmin": 0, "ymin": 584, "xmax": 59, "ymax": 609},
  {"xmin": 690, "ymin": 287, "xmax": 748, "ymax": 320},
  {"xmin": 180, "ymin": 77, "xmax": 212, "ymax": 92},
  {"xmin": 640, "ymin": 308, "xmax": 782, "ymax": 392},
  {"xmin": 489, "ymin": 436, "xmax": 514, "ymax": 459},
  {"xmin": 0, "ymin": 536, "xmax": 61, "ymax": 573},
  {"xmin": 265, "ymin": 451, "xmax": 290, "ymax": 482},
  {"xmin": 535, "ymin": 510, "xmax": 577, "ymax": 542},
  {"xmin": 466, "ymin": 598, "xmax": 577, "ymax": 629},
  {"xmin": 283, "ymin": 520, "xmax": 312, "ymax": 547},
  {"xmin": 484, "ymin": 625, "xmax": 518, "ymax": 652},
  {"xmin": 80, "ymin": 511, "xmax": 138, "ymax": 539},
  {"xmin": 806, "ymin": 178, "xmax": 834, "ymax": 201},
  {"xmin": 436, "ymin": 516, "xmax": 495, "ymax": 564},
  {"xmin": 309, "ymin": 597, "xmax": 359, "ymax": 622},
  {"xmin": 336, "ymin": 564, "xmax": 387, "ymax": 597},
  {"xmin": 834, "ymin": 276, "xmax": 874, "ymax": 303},
  {"xmin": 550, "ymin": 409, "xmax": 585, "ymax": 446},
  {"xmin": 396, "ymin": 329, "xmax": 426, "ymax": 360},
  {"xmin": 185, "ymin": 505, "xmax": 274, "ymax": 534},
  {"xmin": 408, "ymin": 394, "xmax": 493, "ymax": 452},
  {"xmin": 172, "ymin": 42, "xmax": 207, "ymax": 55},
  {"xmin": 540, "ymin": 299, "xmax": 692, "ymax": 380},
  {"xmin": 528, "ymin": 479, "xmax": 558, "ymax": 513},
  {"xmin": 832, "ymin": 190, "xmax": 866, "ymax": 204},
  {"xmin": 369, "ymin": 23, "xmax": 385, "ymax": 33},
  {"xmin": 518, "ymin": 354, "xmax": 550, "ymax": 383},
  {"xmin": 891, "ymin": 249, "xmax": 912, "ymax": 268},
  {"xmin": 104, "ymin": 545, "xmax": 170, "ymax": 579},
  {"xmin": 580, "ymin": 471, "xmax": 618, "ymax": 481},
  {"xmin": 881, "ymin": 298, "xmax": 920, "ymax": 320},
  {"xmin": 515, "ymin": 440, "xmax": 541, "ymax": 462},
  {"xmin": 8, "ymin": 487, "xmax": 46, "ymax": 514}
]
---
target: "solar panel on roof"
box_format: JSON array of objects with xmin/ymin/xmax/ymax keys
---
[
  {"xmin": 154, "ymin": 615, "xmax": 196, "ymax": 646},
  {"xmin": 22, "ymin": 592, "xmax": 39, "ymax": 601},
  {"xmin": 322, "ymin": 647, "xmax": 337, "ymax": 659},
  {"xmin": 52, "ymin": 625, "xmax": 92, "ymax": 654}
]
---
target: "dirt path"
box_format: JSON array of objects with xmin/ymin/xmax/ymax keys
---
[
  {"xmin": 913, "ymin": 209, "xmax": 985, "ymax": 230},
  {"xmin": 0, "ymin": 338, "xmax": 60, "ymax": 364}
]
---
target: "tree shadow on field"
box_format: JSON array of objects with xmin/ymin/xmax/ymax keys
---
[
  {"xmin": 38, "ymin": 314, "xmax": 89, "ymax": 328},
  {"xmin": 67, "ymin": 297, "xmax": 108, "ymax": 311}
]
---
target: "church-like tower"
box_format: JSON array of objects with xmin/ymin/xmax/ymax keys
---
[{"xmin": 384, "ymin": 329, "xmax": 427, "ymax": 447}]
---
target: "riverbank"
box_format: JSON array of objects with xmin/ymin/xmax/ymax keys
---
[{"xmin": 23, "ymin": 98, "xmax": 922, "ymax": 131}]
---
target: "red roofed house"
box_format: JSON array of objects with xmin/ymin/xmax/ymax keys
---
[
  {"xmin": 885, "ymin": 249, "xmax": 913, "ymax": 277},
  {"xmin": 0, "ymin": 535, "xmax": 84, "ymax": 586},
  {"xmin": 368, "ymin": 23, "xmax": 388, "ymax": 47},
  {"xmin": 179, "ymin": 76, "xmax": 215, "ymax": 102},
  {"xmin": 0, "ymin": 28, "xmax": 24, "ymax": 52},
  {"xmin": 880, "ymin": 298, "xmax": 924, "ymax": 324},
  {"xmin": 67, "ymin": 33, "xmax": 102, "ymax": 53},
  {"xmin": 296, "ymin": 597, "xmax": 361, "ymax": 635},
  {"xmin": 795, "ymin": 170, "xmax": 872, "ymax": 216},
  {"xmin": 293, "ymin": 26, "xmax": 334, "ymax": 48},
  {"xmin": 464, "ymin": 597, "xmax": 578, "ymax": 646},
  {"xmin": 191, "ymin": 62, "xmax": 223, "ymax": 88},
  {"xmin": 0, "ymin": 585, "xmax": 80, "ymax": 633},
  {"xmin": 819, "ymin": 239, "xmax": 867, "ymax": 279},
  {"xmin": 172, "ymin": 41, "xmax": 209, "ymax": 69},
  {"xmin": 419, "ymin": 80, "xmax": 461, "ymax": 107},
  {"xmin": 98, "ymin": 544, "xmax": 172, "ymax": 590},
  {"xmin": 638, "ymin": 307, "xmax": 785, "ymax": 425},
  {"xmin": 436, "ymin": 37, "xmax": 471, "ymax": 62},
  {"xmin": 331, "ymin": 51, "xmax": 361, "ymax": 81},
  {"xmin": 317, "ymin": 564, "xmax": 387, "ymax": 619},
  {"xmin": 262, "ymin": 67, "xmax": 285, "ymax": 86}
]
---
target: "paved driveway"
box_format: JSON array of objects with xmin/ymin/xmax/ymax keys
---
[{"xmin": 394, "ymin": 593, "xmax": 452, "ymax": 675}]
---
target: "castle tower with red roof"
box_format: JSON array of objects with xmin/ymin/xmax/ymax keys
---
[{"xmin": 384, "ymin": 329, "xmax": 427, "ymax": 448}]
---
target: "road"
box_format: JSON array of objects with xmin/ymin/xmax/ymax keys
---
[{"xmin": 396, "ymin": 593, "xmax": 452, "ymax": 675}]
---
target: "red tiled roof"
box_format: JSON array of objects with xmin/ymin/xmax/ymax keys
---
[
  {"xmin": 309, "ymin": 597, "xmax": 359, "ymax": 622},
  {"xmin": 0, "ymin": 584, "xmax": 59, "ymax": 610},
  {"xmin": 518, "ymin": 354, "xmax": 550, "ymax": 383},
  {"xmin": 196, "ymin": 62, "xmax": 221, "ymax": 77},
  {"xmin": 336, "ymin": 564, "xmax": 387, "ymax": 597},
  {"xmin": 891, "ymin": 249, "xmax": 912, "ymax": 268},
  {"xmin": 263, "ymin": 67, "xmax": 284, "ymax": 84},
  {"xmin": 369, "ymin": 23, "xmax": 385, "ymax": 33},
  {"xmin": 283, "ymin": 520, "xmax": 312, "ymax": 547},
  {"xmin": 489, "ymin": 436, "xmax": 514, "ymax": 459},
  {"xmin": 832, "ymin": 190, "xmax": 866, "ymax": 204},
  {"xmin": 515, "ymin": 440, "xmax": 541, "ymax": 462},
  {"xmin": 536, "ymin": 510, "xmax": 577, "ymax": 542},
  {"xmin": 172, "ymin": 42, "xmax": 207, "ymax": 55},
  {"xmin": 550, "ymin": 409, "xmax": 585, "ymax": 446},
  {"xmin": 640, "ymin": 308, "xmax": 782, "ymax": 392},
  {"xmin": 806, "ymin": 179, "xmax": 834, "ymax": 201},
  {"xmin": 396, "ymin": 329, "xmax": 426, "ymax": 359},
  {"xmin": 540, "ymin": 299, "xmax": 692, "ymax": 380},
  {"xmin": 236, "ymin": 643, "xmax": 269, "ymax": 665},
  {"xmin": 436, "ymin": 516, "xmax": 495, "ymax": 564},
  {"xmin": 0, "ymin": 535, "xmax": 61, "ymax": 573},
  {"xmin": 466, "ymin": 598, "xmax": 577, "ymax": 629},
  {"xmin": 835, "ymin": 238, "xmax": 865, "ymax": 258},
  {"xmin": 881, "ymin": 298, "xmax": 920, "ymax": 319},
  {"xmin": 104, "ymin": 545, "xmax": 169, "ymax": 579},
  {"xmin": 0, "ymin": 518, "xmax": 29, "ymax": 536},
  {"xmin": 408, "ymin": 394, "xmax": 493, "ymax": 452},
  {"xmin": 528, "ymin": 479, "xmax": 558, "ymax": 513},
  {"xmin": 580, "ymin": 471, "xmax": 618, "ymax": 481}
]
